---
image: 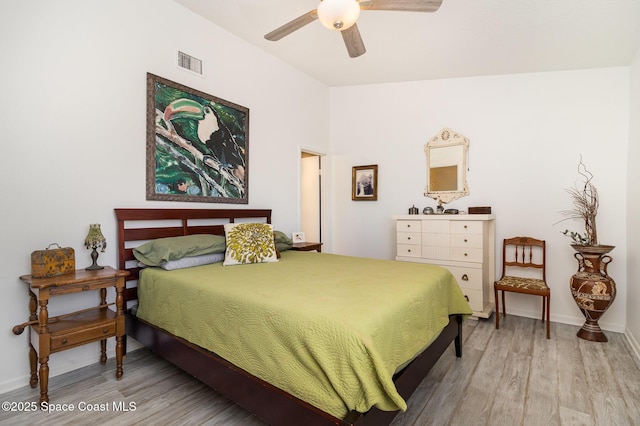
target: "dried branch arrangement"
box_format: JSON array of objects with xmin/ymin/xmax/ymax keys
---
[{"xmin": 559, "ymin": 157, "xmax": 599, "ymax": 245}]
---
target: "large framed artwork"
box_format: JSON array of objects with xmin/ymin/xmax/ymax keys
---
[
  {"xmin": 146, "ymin": 73, "xmax": 249, "ymax": 204},
  {"xmin": 352, "ymin": 164, "xmax": 378, "ymax": 201}
]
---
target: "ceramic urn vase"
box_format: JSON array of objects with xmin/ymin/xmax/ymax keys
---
[{"xmin": 569, "ymin": 244, "xmax": 616, "ymax": 342}]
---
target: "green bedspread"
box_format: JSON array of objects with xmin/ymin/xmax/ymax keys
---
[{"xmin": 136, "ymin": 251, "xmax": 472, "ymax": 418}]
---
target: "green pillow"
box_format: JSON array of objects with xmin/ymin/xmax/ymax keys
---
[
  {"xmin": 133, "ymin": 234, "xmax": 226, "ymax": 266},
  {"xmin": 274, "ymin": 230, "xmax": 293, "ymax": 252}
]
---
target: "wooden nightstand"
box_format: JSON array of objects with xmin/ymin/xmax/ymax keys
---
[
  {"xmin": 15, "ymin": 266, "xmax": 129, "ymax": 404},
  {"xmin": 292, "ymin": 242, "xmax": 323, "ymax": 252}
]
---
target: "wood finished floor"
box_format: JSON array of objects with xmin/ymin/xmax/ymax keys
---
[{"xmin": 1, "ymin": 315, "xmax": 639, "ymax": 425}]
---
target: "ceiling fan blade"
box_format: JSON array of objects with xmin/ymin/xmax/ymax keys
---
[
  {"xmin": 341, "ymin": 24, "xmax": 366, "ymax": 58},
  {"xmin": 264, "ymin": 10, "xmax": 318, "ymax": 41},
  {"xmin": 359, "ymin": 0, "xmax": 443, "ymax": 12}
]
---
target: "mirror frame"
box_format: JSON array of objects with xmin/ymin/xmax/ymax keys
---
[{"xmin": 424, "ymin": 128, "xmax": 470, "ymax": 204}]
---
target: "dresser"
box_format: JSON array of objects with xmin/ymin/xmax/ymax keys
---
[{"xmin": 394, "ymin": 214, "xmax": 495, "ymax": 318}]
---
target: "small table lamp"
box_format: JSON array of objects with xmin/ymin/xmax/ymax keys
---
[{"xmin": 85, "ymin": 224, "xmax": 106, "ymax": 270}]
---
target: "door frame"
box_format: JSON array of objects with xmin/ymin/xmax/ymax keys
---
[{"xmin": 298, "ymin": 146, "xmax": 327, "ymax": 246}]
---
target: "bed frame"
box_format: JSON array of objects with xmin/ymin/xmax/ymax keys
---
[{"xmin": 115, "ymin": 208, "xmax": 463, "ymax": 426}]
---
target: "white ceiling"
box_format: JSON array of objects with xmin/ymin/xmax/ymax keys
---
[{"xmin": 173, "ymin": 0, "xmax": 640, "ymax": 87}]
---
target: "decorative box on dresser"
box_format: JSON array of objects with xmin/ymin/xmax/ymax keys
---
[{"xmin": 394, "ymin": 214, "xmax": 496, "ymax": 318}]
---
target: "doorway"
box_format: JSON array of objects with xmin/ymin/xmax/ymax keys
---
[{"xmin": 300, "ymin": 150, "xmax": 323, "ymax": 243}]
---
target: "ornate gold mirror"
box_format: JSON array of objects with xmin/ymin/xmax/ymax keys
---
[{"xmin": 424, "ymin": 128, "xmax": 469, "ymax": 205}]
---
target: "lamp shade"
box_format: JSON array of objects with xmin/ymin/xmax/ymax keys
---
[
  {"xmin": 84, "ymin": 223, "xmax": 107, "ymax": 251},
  {"xmin": 317, "ymin": 0, "xmax": 361, "ymax": 31}
]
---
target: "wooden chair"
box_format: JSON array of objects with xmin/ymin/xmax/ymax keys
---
[{"xmin": 494, "ymin": 237, "xmax": 550, "ymax": 339}]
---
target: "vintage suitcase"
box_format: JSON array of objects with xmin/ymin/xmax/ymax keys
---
[{"xmin": 31, "ymin": 243, "xmax": 75, "ymax": 278}]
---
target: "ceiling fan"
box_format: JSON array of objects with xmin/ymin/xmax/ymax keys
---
[{"xmin": 264, "ymin": 0, "xmax": 443, "ymax": 58}]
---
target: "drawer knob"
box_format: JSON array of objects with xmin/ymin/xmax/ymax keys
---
[
  {"xmin": 61, "ymin": 339, "xmax": 68, "ymax": 345},
  {"xmin": 464, "ymin": 253, "xmax": 468, "ymax": 256},
  {"xmin": 407, "ymin": 236, "xmax": 411, "ymax": 240},
  {"xmin": 464, "ymin": 225, "xmax": 468, "ymax": 229},
  {"xmin": 464, "ymin": 239, "xmax": 468, "ymax": 243},
  {"xmin": 464, "ymin": 295, "xmax": 469, "ymax": 302},
  {"xmin": 82, "ymin": 284, "xmax": 89, "ymax": 291},
  {"xmin": 103, "ymin": 328, "xmax": 109, "ymax": 334},
  {"xmin": 461, "ymin": 274, "xmax": 469, "ymax": 281},
  {"xmin": 407, "ymin": 249, "xmax": 411, "ymax": 253}
]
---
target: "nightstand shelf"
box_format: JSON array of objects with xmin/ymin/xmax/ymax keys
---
[
  {"xmin": 15, "ymin": 266, "xmax": 129, "ymax": 404},
  {"xmin": 42, "ymin": 308, "xmax": 117, "ymax": 352},
  {"xmin": 292, "ymin": 242, "xmax": 323, "ymax": 252}
]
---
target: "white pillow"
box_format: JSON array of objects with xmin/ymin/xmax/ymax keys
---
[
  {"xmin": 161, "ymin": 252, "xmax": 225, "ymax": 270},
  {"xmin": 137, "ymin": 252, "xmax": 225, "ymax": 270},
  {"xmin": 223, "ymin": 222, "xmax": 279, "ymax": 266}
]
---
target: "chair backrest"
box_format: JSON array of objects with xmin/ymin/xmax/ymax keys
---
[{"xmin": 500, "ymin": 236, "xmax": 546, "ymax": 281}]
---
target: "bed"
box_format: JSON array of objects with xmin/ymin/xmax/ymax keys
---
[{"xmin": 115, "ymin": 208, "xmax": 471, "ymax": 425}]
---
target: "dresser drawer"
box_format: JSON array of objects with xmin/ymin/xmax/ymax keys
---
[
  {"xmin": 397, "ymin": 244, "xmax": 421, "ymax": 258},
  {"xmin": 460, "ymin": 289, "xmax": 484, "ymax": 312},
  {"xmin": 447, "ymin": 265, "xmax": 483, "ymax": 291},
  {"xmin": 397, "ymin": 232, "xmax": 421, "ymax": 245},
  {"xmin": 396, "ymin": 220, "xmax": 421, "ymax": 232},
  {"xmin": 450, "ymin": 221, "xmax": 482, "ymax": 235},
  {"xmin": 51, "ymin": 321, "xmax": 116, "ymax": 351},
  {"xmin": 450, "ymin": 247, "xmax": 483, "ymax": 263},
  {"xmin": 450, "ymin": 233, "xmax": 483, "ymax": 249}
]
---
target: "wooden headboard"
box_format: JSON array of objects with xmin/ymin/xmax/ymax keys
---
[{"xmin": 114, "ymin": 208, "xmax": 272, "ymax": 303}]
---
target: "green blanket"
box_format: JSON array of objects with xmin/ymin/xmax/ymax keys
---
[{"xmin": 136, "ymin": 251, "xmax": 471, "ymax": 418}]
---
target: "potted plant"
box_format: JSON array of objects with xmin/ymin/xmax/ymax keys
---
[{"xmin": 560, "ymin": 157, "xmax": 615, "ymax": 342}]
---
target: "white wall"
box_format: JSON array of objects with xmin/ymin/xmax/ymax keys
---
[
  {"xmin": 329, "ymin": 69, "xmax": 630, "ymax": 332},
  {"xmin": 626, "ymin": 49, "xmax": 640, "ymax": 357},
  {"xmin": 0, "ymin": 0, "xmax": 329, "ymax": 393}
]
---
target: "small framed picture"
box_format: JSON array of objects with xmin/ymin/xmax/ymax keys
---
[
  {"xmin": 292, "ymin": 232, "xmax": 306, "ymax": 243},
  {"xmin": 352, "ymin": 165, "xmax": 378, "ymax": 201}
]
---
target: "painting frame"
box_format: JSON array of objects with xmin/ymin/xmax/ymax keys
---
[
  {"xmin": 146, "ymin": 73, "xmax": 249, "ymax": 204},
  {"xmin": 352, "ymin": 164, "xmax": 378, "ymax": 201}
]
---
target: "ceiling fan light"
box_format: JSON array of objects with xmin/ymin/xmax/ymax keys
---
[{"xmin": 317, "ymin": 0, "xmax": 361, "ymax": 31}]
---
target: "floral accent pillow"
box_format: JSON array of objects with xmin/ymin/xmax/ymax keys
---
[{"xmin": 223, "ymin": 223, "xmax": 279, "ymax": 266}]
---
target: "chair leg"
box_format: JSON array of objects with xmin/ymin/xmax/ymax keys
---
[
  {"xmin": 494, "ymin": 286, "xmax": 500, "ymax": 329},
  {"xmin": 546, "ymin": 295, "xmax": 550, "ymax": 339},
  {"xmin": 502, "ymin": 291, "xmax": 506, "ymax": 318},
  {"xmin": 542, "ymin": 296, "xmax": 546, "ymax": 323}
]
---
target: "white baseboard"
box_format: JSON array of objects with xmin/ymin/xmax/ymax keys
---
[
  {"xmin": 0, "ymin": 340, "xmax": 143, "ymax": 395},
  {"xmin": 0, "ymin": 352, "xmax": 107, "ymax": 395},
  {"xmin": 0, "ymin": 376, "xmax": 30, "ymax": 397},
  {"xmin": 495, "ymin": 307, "xmax": 625, "ymax": 333},
  {"xmin": 625, "ymin": 327, "xmax": 640, "ymax": 363}
]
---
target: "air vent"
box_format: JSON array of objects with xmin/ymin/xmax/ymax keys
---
[{"xmin": 177, "ymin": 51, "xmax": 203, "ymax": 75}]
